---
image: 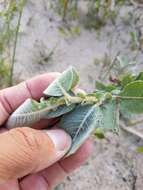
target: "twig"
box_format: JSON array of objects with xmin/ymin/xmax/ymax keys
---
[
  {"xmin": 114, "ymin": 96, "xmax": 143, "ymax": 100},
  {"xmin": 127, "ymin": 119, "xmax": 143, "ymax": 126},
  {"xmin": 62, "ymin": 0, "xmax": 69, "ymax": 21},
  {"xmin": 120, "ymin": 124, "xmax": 143, "ymax": 140},
  {"xmin": 130, "ymin": 0, "xmax": 143, "ymax": 8},
  {"xmin": 115, "ymin": 97, "xmax": 120, "ymax": 133},
  {"xmin": 101, "ymin": 52, "xmax": 120, "ymax": 81}
]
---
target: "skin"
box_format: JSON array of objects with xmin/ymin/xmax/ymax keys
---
[{"xmin": 0, "ymin": 73, "xmax": 93, "ymax": 190}]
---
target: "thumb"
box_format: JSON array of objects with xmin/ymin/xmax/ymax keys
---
[{"xmin": 0, "ymin": 127, "xmax": 71, "ymax": 183}]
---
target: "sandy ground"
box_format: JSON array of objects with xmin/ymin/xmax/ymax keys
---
[{"xmin": 13, "ymin": 1, "xmax": 143, "ymax": 189}]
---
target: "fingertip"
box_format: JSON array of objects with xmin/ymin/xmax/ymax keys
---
[
  {"xmin": 59, "ymin": 139, "xmax": 94, "ymax": 173},
  {"xmin": 25, "ymin": 72, "xmax": 61, "ymax": 100},
  {"xmin": 68, "ymin": 138, "xmax": 94, "ymax": 162},
  {"xmin": 46, "ymin": 129, "xmax": 72, "ymax": 152}
]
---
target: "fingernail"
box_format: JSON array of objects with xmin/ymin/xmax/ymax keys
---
[{"xmin": 46, "ymin": 129, "xmax": 72, "ymax": 152}]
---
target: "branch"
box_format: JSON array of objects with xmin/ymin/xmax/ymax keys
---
[
  {"xmin": 120, "ymin": 124, "xmax": 143, "ymax": 141},
  {"xmin": 114, "ymin": 95, "xmax": 143, "ymax": 100}
]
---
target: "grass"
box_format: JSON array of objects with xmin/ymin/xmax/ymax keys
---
[
  {"xmin": 0, "ymin": 59, "xmax": 11, "ymax": 88},
  {"xmin": 52, "ymin": 0, "xmax": 127, "ymax": 29},
  {"xmin": 93, "ymin": 53, "xmax": 138, "ymax": 84},
  {"xmin": 0, "ymin": 0, "xmax": 26, "ymax": 87}
]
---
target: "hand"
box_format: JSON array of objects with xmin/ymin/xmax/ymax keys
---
[{"xmin": 0, "ymin": 73, "xmax": 93, "ymax": 190}]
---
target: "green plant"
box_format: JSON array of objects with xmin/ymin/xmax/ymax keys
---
[
  {"xmin": 0, "ymin": 0, "xmax": 26, "ymax": 87},
  {"xmin": 130, "ymin": 31, "xmax": 139, "ymax": 51},
  {"xmin": 6, "ymin": 66, "xmax": 143, "ymax": 156},
  {"xmin": 53, "ymin": 0, "xmax": 128, "ymax": 29},
  {"xmin": 95, "ymin": 53, "xmax": 137, "ymax": 82},
  {"xmin": 0, "ymin": 59, "xmax": 11, "ymax": 88},
  {"xmin": 51, "ymin": 0, "xmax": 78, "ymax": 21}
]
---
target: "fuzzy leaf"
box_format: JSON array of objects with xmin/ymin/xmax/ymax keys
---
[
  {"xmin": 96, "ymin": 81, "xmax": 116, "ymax": 92},
  {"xmin": 59, "ymin": 105, "xmax": 103, "ymax": 156},
  {"xmin": 96, "ymin": 81, "xmax": 106, "ymax": 91},
  {"xmin": 6, "ymin": 99, "xmax": 49, "ymax": 128},
  {"xmin": 120, "ymin": 74, "xmax": 135, "ymax": 87},
  {"xmin": 44, "ymin": 104, "xmax": 75, "ymax": 119},
  {"xmin": 43, "ymin": 66, "xmax": 79, "ymax": 97},
  {"xmin": 120, "ymin": 81, "xmax": 143, "ymax": 113},
  {"xmin": 137, "ymin": 147, "xmax": 143, "ymax": 153},
  {"xmin": 7, "ymin": 97, "xmax": 75, "ymax": 128},
  {"xmin": 136, "ymin": 72, "xmax": 143, "ymax": 81},
  {"xmin": 100, "ymin": 100, "xmax": 119, "ymax": 133}
]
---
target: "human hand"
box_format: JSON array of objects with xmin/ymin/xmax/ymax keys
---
[{"xmin": 0, "ymin": 73, "xmax": 93, "ymax": 190}]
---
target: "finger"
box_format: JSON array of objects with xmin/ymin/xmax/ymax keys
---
[
  {"xmin": 59, "ymin": 138, "xmax": 93, "ymax": 173},
  {"xmin": 0, "ymin": 180, "xmax": 19, "ymax": 190},
  {"xmin": 20, "ymin": 139, "xmax": 93, "ymax": 190},
  {"xmin": 0, "ymin": 127, "xmax": 71, "ymax": 183},
  {"xmin": 31, "ymin": 118, "xmax": 59, "ymax": 130},
  {"xmin": 0, "ymin": 72, "xmax": 60, "ymax": 125}
]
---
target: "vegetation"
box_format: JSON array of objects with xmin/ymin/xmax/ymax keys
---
[
  {"xmin": 52, "ymin": 1, "xmax": 138, "ymax": 28},
  {"xmin": 7, "ymin": 67, "xmax": 143, "ymax": 155},
  {"xmin": 0, "ymin": 0, "xmax": 26, "ymax": 87},
  {"xmin": 0, "ymin": 2, "xmax": 142, "ymax": 188},
  {"xmin": 0, "ymin": 0, "xmax": 142, "ymax": 87}
]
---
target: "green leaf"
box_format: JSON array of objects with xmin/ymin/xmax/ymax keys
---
[
  {"xmin": 120, "ymin": 74, "xmax": 135, "ymax": 87},
  {"xmin": 7, "ymin": 97, "xmax": 70, "ymax": 128},
  {"xmin": 96, "ymin": 81, "xmax": 116, "ymax": 92},
  {"xmin": 7, "ymin": 99, "xmax": 47, "ymax": 128},
  {"xmin": 96, "ymin": 81, "xmax": 106, "ymax": 91},
  {"xmin": 136, "ymin": 72, "xmax": 143, "ymax": 81},
  {"xmin": 116, "ymin": 56, "xmax": 129, "ymax": 67},
  {"xmin": 43, "ymin": 66, "xmax": 79, "ymax": 97},
  {"xmin": 44, "ymin": 104, "xmax": 75, "ymax": 119},
  {"xmin": 59, "ymin": 105, "xmax": 102, "ymax": 156},
  {"xmin": 99, "ymin": 100, "xmax": 119, "ymax": 133},
  {"xmin": 137, "ymin": 146, "xmax": 143, "ymax": 153},
  {"xmin": 120, "ymin": 81, "xmax": 143, "ymax": 113}
]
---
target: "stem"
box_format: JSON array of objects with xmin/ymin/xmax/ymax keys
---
[
  {"xmin": 127, "ymin": 119, "xmax": 143, "ymax": 126},
  {"xmin": 114, "ymin": 95, "xmax": 143, "ymax": 100},
  {"xmin": 6, "ymin": 1, "xmax": 12, "ymax": 64},
  {"xmin": 62, "ymin": 0, "xmax": 69, "ymax": 21},
  {"xmin": 14, "ymin": 94, "xmax": 98, "ymax": 118},
  {"xmin": 115, "ymin": 98, "xmax": 120, "ymax": 133},
  {"xmin": 100, "ymin": 52, "xmax": 120, "ymax": 81},
  {"xmin": 9, "ymin": 2, "xmax": 24, "ymax": 86},
  {"xmin": 120, "ymin": 124, "xmax": 143, "ymax": 140},
  {"xmin": 130, "ymin": 0, "xmax": 143, "ymax": 8}
]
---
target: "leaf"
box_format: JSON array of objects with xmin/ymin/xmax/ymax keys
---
[
  {"xmin": 59, "ymin": 105, "xmax": 102, "ymax": 156},
  {"xmin": 96, "ymin": 81, "xmax": 106, "ymax": 91},
  {"xmin": 116, "ymin": 56, "xmax": 129, "ymax": 68},
  {"xmin": 44, "ymin": 104, "xmax": 75, "ymax": 119},
  {"xmin": 136, "ymin": 72, "xmax": 143, "ymax": 81},
  {"xmin": 96, "ymin": 81, "xmax": 116, "ymax": 92},
  {"xmin": 60, "ymin": 102, "xmax": 119, "ymax": 156},
  {"xmin": 43, "ymin": 66, "xmax": 79, "ymax": 97},
  {"xmin": 99, "ymin": 100, "xmax": 119, "ymax": 133},
  {"xmin": 120, "ymin": 81, "xmax": 143, "ymax": 113},
  {"xmin": 120, "ymin": 74, "xmax": 135, "ymax": 87},
  {"xmin": 7, "ymin": 95, "xmax": 75, "ymax": 128},
  {"xmin": 137, "ymin": 147, "xmax": 143, "ymax": 153},
  {"xmin": 6, "ymin": 99, "xmax": 48, "ymax": 128}
]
